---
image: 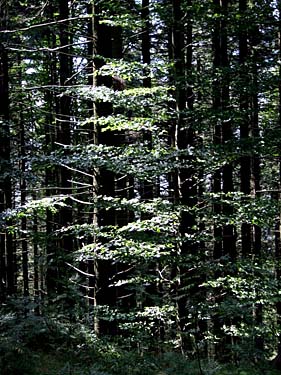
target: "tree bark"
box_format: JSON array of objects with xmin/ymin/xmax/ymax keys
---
[
  {"xmin": 171, "ymin": 0, "xmax": 198, "ymax": 353},
  {"xmin": 248, "ymin": 12, "xmax": 263, "ymax": 355},
  {"xmin": 93, "ymin": 3, "xmax": 126, "ymax": 336},
  {"xmin": 275, "ymin": 0, "xmax": 281, "ymax": 366},
  {"xmin": 239, "ymin": 0, "xmax": 252, "ymax": 257},
  {"xmin": 0, "ymin": 2, "xmax": 15, "ymax": 300},
  {"xmin": 19, "ymin": 74, "xmax": 29, "ymax": 297},
  {"xmin": 212, "ymin": 0, "xmax": 236, "ymax": 359},
  {"xmin": 45, "ymin": 3, "xmax": 59, "ymax": 295},
  {"xmin": 58, "ymin": 0, "xmax": 73, "ymax": 253}
]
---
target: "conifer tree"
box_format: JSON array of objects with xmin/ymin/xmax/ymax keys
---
[{"xmin": 0, "ymin": 0, "xmax": 15, "ymax": 301}]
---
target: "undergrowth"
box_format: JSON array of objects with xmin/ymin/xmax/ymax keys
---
[{"xmin": 0, "ymin": 299, "xmax": 280, "ymax": 375}]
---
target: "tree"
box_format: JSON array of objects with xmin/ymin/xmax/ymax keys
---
[
  {"xmin": 273, "ymin": 1, "xmax": 281, "ymax": 368},
  {"xmin": 0, "ymin": 0, "xmax": 15, "ymax": 301},
  {"xmin": 2, "ymin": 1, "xmax": 281, "ymax": 372}
]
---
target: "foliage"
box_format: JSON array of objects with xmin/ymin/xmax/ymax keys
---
[
  {"xmin": 1, "ymin": 0, "xmax": 281, "ymax": 373},
  {"xmin": 0, "ymin": 298, "xmax": 280, "ymax": 375}
]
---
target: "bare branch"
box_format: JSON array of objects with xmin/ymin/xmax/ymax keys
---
[
  {"xmin": 66, "ymin": 262, "xmax": 96, "ymax": 277},
  {"xmin": 1, "ymin": 15, "xmax": 91, "ymax": 34}
]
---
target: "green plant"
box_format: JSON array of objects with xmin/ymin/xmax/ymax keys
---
[{"xmin": 0, "ymin": 340, "xmax": 37, "ymax": 375}]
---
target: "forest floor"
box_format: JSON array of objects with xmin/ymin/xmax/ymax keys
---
[
  {"xmin": 31, "ymin": 348, "xmax": 281, "ymax": 375},
  {"xmin": 1, "ymin": 310, "xmax": 280, "ymax": 375}
]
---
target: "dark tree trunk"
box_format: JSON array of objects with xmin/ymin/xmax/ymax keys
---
[
  {"xmin": 212, "ymin": 0, "xmax": 224, "ymax": 358},
  {"xmin": 46, "ymin": 0, "xmax": 73, "ymax": 299},
  {"xmin": 45, "ymin": 4, "xmax": 59, "ymax": 295},
  {"xmin": 171, "ymin": 0, "xmax": 187, "ymax": 351},
  {"xmin": 85, "ymin": 0, "xmax": 98, "ymax": 331},
  {"xmin": 95, "ymin": 19, "xmax": 117, "ymax": 336},
  {"xmin": 141, "ymin": 0, "xmax": 153, "ymax": 202},
  {"xmin": 142, "ymin": 0, "xmax": 151, "ymax": 90},
  {"xmin": 212, "ymin": 0, "xmax": 236, "ymax": 359},
  {"xmin": 140, "ymin": 0, "xmax": 154, "ymax": 303},
  {"xmin": 239, "ymin": 0, "xmax": 252, "ymax": 257},
  {"xmin": 212, "ymin": 0, "xmax": 223, "ymax": 262},
  {"xmin": 275, "ymin": 0, "xmax": 281, "ymax": 365},
  {"xmin": 221, "ymin": 0, "xmax": 236, "ymax": 261},
  {"xmin": 20, "ymin": 85, "xmax": 29, "ymax": 298},
  {"xmin": 51, "ymin": 0, "xmax": 75, "ymax": 319},
  {"xmin": 250, "ymin": 19, "xmax": 263, "ymax": 356},
  {"xmin": 58, "ymin": 0, "xmax": 73, "ymax": 253},
  {"xmin": 0, "ymin": 3, "xmax": 15, "ymax": 300},
  {"xmin": 171, "ymin": 0, "xmax": 198, "ymax": 353},
  {"xmin": 212, "ymin": 0, "xmax": 235, "ymax": 261},
  {"xmin": 93, "ymin": 4, "xmax": 126, "ymax": 336},
  {"xmin": 32, "ymin": 194, "xmax": 40, "ymax": 314}
]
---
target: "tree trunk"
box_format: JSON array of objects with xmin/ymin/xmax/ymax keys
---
[
  {"xmin": 93, "ymin": 3, "xmax": 125, "ymax": 336},
  {"xmin": 19, "ymin": 78, "xmax": 29, "ymax": 298},
  {"xmin": 45, "ymin": 3, "xmax": 59, "ymax": 295},
  {"xmin": 275, "ymin": 0, "xmax": 281, "ymax": 366},
  {"xmin": 250, "ymin": 17, "xmax": 263, "ymax": 357},
  {"xmin": 212, "ymin": 3, "xmax": 224, "ymax": 356},
  {"xmin": 239, "ymin": 0, "xmax": 252, "ymax": 258},
  {"xmin": 221, "ymin": 0, "xmax": 236, "ymax": 262},
  {"xmin": 171, "ymin": 0, "xmax": 198, "ymax": 353},
  {"xmin": 0, "ymin": 2, "xmax": 15, "ymax": 300},
  {"xmin": 58, "ymin": 0, "xmax": 73, "ymax": 248},
  {"xmin": 212, "ymin": 0, "xmax": 236, "ymax": 359}
]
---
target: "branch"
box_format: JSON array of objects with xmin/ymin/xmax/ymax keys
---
[
  {"xmin": 7, "ymin": 40, "xmax": 90, "ymax": 53},
  {"xmin": 58, "ymin": 160, "xmax": 95, "ymax": 178},
  {"xmin": 1, "ymin": 15, "xmax": 91, "ymax": 34},
  {"xmin": 66, "ymin": 262, "xmax": 96, "ymax": 277}
]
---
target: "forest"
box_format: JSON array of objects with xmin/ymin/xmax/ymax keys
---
[{"xmin": 2, "ymin": 0, "xmax": 281, "ymax": 374}]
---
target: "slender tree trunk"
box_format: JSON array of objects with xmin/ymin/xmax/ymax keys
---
[
  {"xmin": 93, "ymin": 4, "xmax": 124, "ymax": 335},
  {"xmin": 171, "ymin": 0, "xmax": 187, "ymax": 352},
  {"xmin": 239, "ymin": 0, "xmax": 252, "ymax": 257},
  {"xmin": 140, "ymin": 0, "xmax": 165, "ymax": 350},
  {"xmin": 0, "ymin": 2, "xmax": 15, "ymax": 300},
  {"xmin": 274, "ymin": 1, "xmax": 281, "ymax": 368},
  {"xmin": 33, "ymin": 194, "xmax": 40, "ymax": 314},
  {"xmin": 250, "ymin": 17, "xmax": 263, "ymax": 356},
  {"xmin": 95, "ymin": 20, "xmax": 117, "ymax": 335},
  {"xmin": 45, "ymin": 4, "xmax": 58, "ymax": 295},
  {"xmin": 171, "ymin": 0, "xmax": 198, "ymax": 353},
  {"xmin": 142, "ymin": 0, "xmax": 151, "ymax": 90},
  {"xmin": 58, "ymin": 0, "xmax": 73, "ymax": 254},
  {"xmin": 45, "ymin": 0, "xmax": 73, "ymax": 299},
  {"xmin": 212, "ymin": 0, "xmax": 223, "ymax": 263},
  {"xmin": 140, "ymin": 0, "xmax": 154, "ymax": 305},
  {"xmin": 86, "ymin": 0, "xmax": 99, "ymax": 331},
  {"xmin": 212, "ymin": 0, "xmax": 235, "ymax": 260},
  {"xmin": 20, "ymin": 85, "xmax": 29, "ymax": 297},
  {"xmin": 212, "ymin": 0, "xmax": 236, "ymax": 359},
  {"xmin": 212, "ymin": 3, "xmax": 224, "ymax": 357},
  {"xmin": 238, "ymin": 0, "xmax": 263, "ymax": 355},
  {"xmin": 221, "ymin": 0, "xmax": 236, "ymax": 262},
  {"xmin": 238, "ymin": 0, "xmax": 252, "ymax": 359}
]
